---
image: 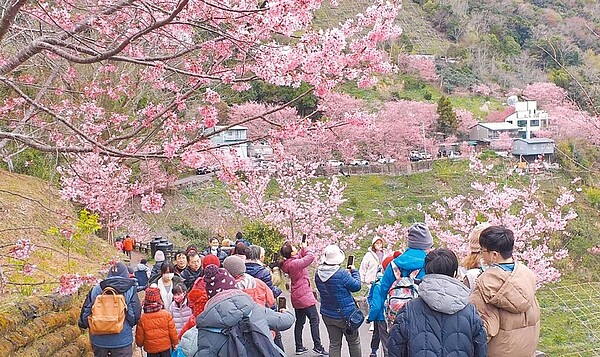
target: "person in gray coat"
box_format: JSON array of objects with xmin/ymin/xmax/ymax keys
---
[
  {"xmin": 180, "ymin": 265, "xmax": 295, "ymax": 357},
  {"xmin": 388, "ymin": 248, "xmax": 487, "ymax": 357}
]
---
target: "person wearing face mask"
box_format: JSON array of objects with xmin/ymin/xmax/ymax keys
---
[
  {"xmin": 168, "ymin": 283, "xmax": 193, "ymax": 335},
  {"xmin": 173, "ymin": 251, "xmax": 188, "ymax": 276},
  {"xmin": 360, "ymin": 237, "xmax": 388, "ymax": 287},
  {"xmin": 180, "ymin": 252, "xmax": 202, "ymax": 291},
  {"xmin": 201, "ymin": 237, "xmax": 228, "ymax": 265},
  {"xmin": 153, "ymin": 261, "xmax": 183, "ymax": 309}
]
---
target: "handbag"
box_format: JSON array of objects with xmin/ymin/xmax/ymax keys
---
[{"xmin": 319, "ymin": 272, "xmax": 365, "ymax": 331}]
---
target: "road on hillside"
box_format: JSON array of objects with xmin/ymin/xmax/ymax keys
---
[{"xmin": 173, "ymin": 172, "xmax": 214, "ymax": 187}]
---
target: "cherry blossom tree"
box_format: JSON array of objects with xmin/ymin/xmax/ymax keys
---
[
  {"xmin": 486, "ymin": 106, "xmax": 515, "ymax": 123},
  {"xmin": 397, "ymin": 54, "xmax": 438, "ymax": 82},
  {"xmin": 490, "ymin": 131, "xmax": 513, "ymax": 152},
  {"xmin": 519, "ymin": 82, "xmax": 600, "ymax": 143},
  {"xmin": 423, "ymin": 158, "xmax": 577, "ymax": 287},
  {"xmin": 221, "ymin": 155, "xmax": 362, "ymax": 252},
  {"xmin": 0, "ymin": 0, "xmax": 403, "ymax": 216}
]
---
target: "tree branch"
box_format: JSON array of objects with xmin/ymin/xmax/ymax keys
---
[{"xmin": 0, "ymin": 0, "xmax": 28, "ymax": 42}]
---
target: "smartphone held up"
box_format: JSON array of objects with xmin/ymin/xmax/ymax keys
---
[
  {"xmin": 347, "ymin": 255, "xmax": 355, "ymax": 269},
  {"xmin": 277, "ymin": 296, "xmax": 287, "ymax": 310}
]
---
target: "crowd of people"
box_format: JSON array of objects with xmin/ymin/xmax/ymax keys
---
[{"xmin": 79, "ymin": 225, "xmax": 541, "ymax": 357}]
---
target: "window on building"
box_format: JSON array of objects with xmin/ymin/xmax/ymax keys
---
[
  {"xmin": 517, "ymin": 120, "xmax": 527, "ymax": 127},
  {"xmin": 530, "ymin": 120, "xmax": 540, "ymax": 127}
]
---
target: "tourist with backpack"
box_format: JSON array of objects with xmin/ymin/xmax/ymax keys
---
[
  {"xmin": 280, "ymin": 240, "xmax": 328, "ymax": 356},
  {"xmin": 135, "ymin": 286, "xmax": 179, "ymax": 357},
  {"xmin": 388, "ymin": 248, "xmax": 487, "ymax": 357},
  {"xmin": 78, "ymin": 262, "xmax": 142, "ymax": 357},
  {"xmin": 179, "ymin": 265, "xmax": 295, "ymax": 357},
  {"xmin": 375, "ymin": 223, "xmax": 433, "ymax": 329},
  {"xmin": 315, "ymin": 245, "xmax": 362, "ymax": 357},
  {"xmin": 366, "ymin": 252, "xmax": 400, "ymax": 357}
]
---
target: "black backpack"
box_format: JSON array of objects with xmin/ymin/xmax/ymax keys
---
[{"xmin": 225, "ymin": 315, "xmax": 282, "ymax": 357}]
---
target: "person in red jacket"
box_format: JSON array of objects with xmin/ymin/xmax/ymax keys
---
[
  {"xmin": 280, "ymin": 240, "xmax": 328, "ymax": 355},
  {"xmin": 177, "ymin": 254, "xmax": 219, "ymax": 339},
  {"xmin": 135, "ymin": 287, "xmax": 178, "ymax": 357},
  {"xmin": 122, "ymin": 235, "xmax": 134, "ymax": 259}
]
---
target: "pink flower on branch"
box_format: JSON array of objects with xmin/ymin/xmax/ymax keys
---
[
  {"xmin": 9, "ymin": 239, "xmax": 36, "ymax": 260},
  {"xmin": 424, "ymin": 163, "xmax": 577, "ymax": 287},
  {"xmin": 140, "ymin": 192, "xmax": 165, "ymax": 214}
]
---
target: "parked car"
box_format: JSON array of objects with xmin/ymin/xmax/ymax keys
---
[
  {"xmin": 420, "ymin": 152, "xmax": 433, "ymax": 160},
  {"xmin": 349, "ymin": 159, "xmax": 369, "ymax": 166},
  {"xmin": 377, "ymin": 157, "xmax": 397, "ymax": 164},
  {"xmin": 409, "ymin": 151, "xmax": 422, "ymax": 162},
  {"xmin": 448, "ymin": 151, "xmax": 462, "ymax": 160},
  {"xmin": 196, "ymin": 166, "xmax": 218, "ymax": 175},
  {"xmin": 327, "ymin": 160, "xmax": 345, "ymax": 167}
]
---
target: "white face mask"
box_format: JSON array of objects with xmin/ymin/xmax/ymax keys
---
[{"xmin": 163, "ymin": 273, "xmax": 174, "ymax": 280}]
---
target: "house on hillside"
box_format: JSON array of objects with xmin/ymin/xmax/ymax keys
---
[
  {"xmin": 248, "ymin": 140, "xmax": 274, "ymax": 160},
  {"xmin": 469, "ymin": 122, "xmax": 520, "ymax": 143},
  {"xmin": 504, "ymin": 101, "xmax": 549, "ymax": 139},
  {"xmin": 206, "ymin": 125, "xmax": 248, "ymax": 158},
  {"xmin": 512, "ymin": 138, "xmax": 555, "ymax": 161}
]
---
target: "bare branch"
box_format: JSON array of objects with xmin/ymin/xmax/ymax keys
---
[{"xmin": 0, "ymin": 0, "xmax": 27, "ymax": 42}]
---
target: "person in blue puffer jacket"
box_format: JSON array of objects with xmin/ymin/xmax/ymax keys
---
[
  {"xmin": 374, "ymin": 223, "xmax": 433, "ymax": 325},
  {"xmin": 315, "ymin": 245, "xmax": 362, "ymax": 357},
  {"xmin": 245, "ymin": 244, "xmax": 282, "ymax": 298},
  {"xmin": 78, "ymin": 262, "xmax": 142, "ymax": 357}
]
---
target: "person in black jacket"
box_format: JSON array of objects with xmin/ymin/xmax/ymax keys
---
[
  {"xmin": 201, "ymin": 237, "xmax": 229, "ymax": 265},
  {"xmin": 180, "ymin": 251, "xmax": 203, "ymax": 291},
  {"xmin": 245, "ymin": 245, "xmax": 282, "ymax": 298},
  {"xmin": 388, "ymin": 248, "xmax": 487, "ymax": 357}
]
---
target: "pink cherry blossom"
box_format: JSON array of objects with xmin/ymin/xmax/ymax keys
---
[{"xmin": 140, "ymin": 192, "xmax": 165, "ymax": 214}]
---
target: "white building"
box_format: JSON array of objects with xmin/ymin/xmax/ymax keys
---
[
  {"xmin": 504, "ymin": 101, "xmax": 549, "ymax": 139},
  {"xmin": 207, "ymin": 125, "xmax": 248, "ymax": 158}
]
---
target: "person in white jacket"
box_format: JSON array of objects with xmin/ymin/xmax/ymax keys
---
[{"xmin": 359, "ymin": 236, "xmax": 387, "ymax": 285}]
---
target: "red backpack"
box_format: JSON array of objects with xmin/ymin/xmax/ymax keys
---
[{"xmin": 384, "ymin": 261, "xmax": 419, "ymax": 329}]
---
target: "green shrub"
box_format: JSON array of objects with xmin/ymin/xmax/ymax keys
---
[
  {"xmin": 170, "ymin": 221, "xmax": 212, "ymax": 247},
  {"xmin": 584, "ymin": 187, "xmax": 600, "ymax": 208},
  {"xmin": 479, "ymin": 150, "xmax": 498, "ymax": 160},
  {"xmin": 243, "ymin": 221, "xmax": 286, "ymax": 261}
]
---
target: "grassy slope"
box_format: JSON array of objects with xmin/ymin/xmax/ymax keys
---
[{"xmin": 0, "ymin": 170, "xmax": 119, "ymax": 299}]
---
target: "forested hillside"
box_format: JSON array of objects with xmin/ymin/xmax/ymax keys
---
[{"xmin": 317, "ymin": 0, "xmax": 599, "ymax": 112}]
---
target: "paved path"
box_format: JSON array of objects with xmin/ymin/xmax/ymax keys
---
[
  {"xmin": 173, "ymin": 172, "xmax": 214, "ymax": 187},
  {"xmin": 128, "ymin": 252, "xmax": 381, "ymax": 356},
  {"xmin": 279, "ymin": 290, "xmax": 378, "ymax": 357}
]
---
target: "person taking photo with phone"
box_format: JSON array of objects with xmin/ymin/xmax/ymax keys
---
[
  {"xmin": 315, "ymin": 245, "xmax": 362, "ymax": 357},
  {"xmin": 280, "ymin": 239, "xmax": 328, "ymax": 356}
]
